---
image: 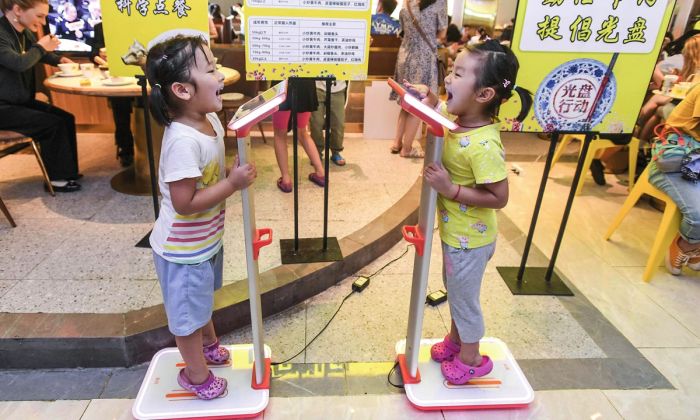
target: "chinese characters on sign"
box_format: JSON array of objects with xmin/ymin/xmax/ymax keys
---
[
  {"xmin": 521, "ymin": 0, "xmax": 667, "ymax": 53},
  {"xmin": 248, "ymin": 18, "xmax": 366, "ymax": 64},
  {"xmin": 115, "ymin": 0, "xmax": 189, "ymax": 17},
  {"xmin": 247, "ymin": 0, "xmax": 369, "ymax": 10}
]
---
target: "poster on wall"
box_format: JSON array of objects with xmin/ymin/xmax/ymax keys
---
[
  {"xmin": 101, "ymin": 0, "xmax": 208, "ymax": 77},
  {"xmin": 244, "ymin": 1, "xmax": 372, "ymax": 80},
  {"xmin": 498, "ymin": 0, "xmax": 676, "ymax": 134}
]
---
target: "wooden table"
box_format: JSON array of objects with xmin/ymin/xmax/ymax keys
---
[{"xmin": 44, "ymin": 67, "xmax": 240, "ymax": 195}]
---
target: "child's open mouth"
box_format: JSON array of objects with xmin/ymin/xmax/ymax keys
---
[{"xmin": 447, "ymin": 91, "xmax": 453, "ymax": 102}]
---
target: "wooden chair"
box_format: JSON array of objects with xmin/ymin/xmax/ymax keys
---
[
  {"xmin": 0, "ymin": 194, "xmax": 16, "ymax": 227},
  {"xmin": 0, "ymin": 130, "xmax": 55, "ymax": 196}
]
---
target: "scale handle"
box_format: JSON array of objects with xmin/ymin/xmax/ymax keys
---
[
  {"xmin": 253, "ymin": 228, "xmax": 273, "ymax": 260},
  {"xmin": 402, "ymin": 225, "xmax": 424, "ymax": 256}
]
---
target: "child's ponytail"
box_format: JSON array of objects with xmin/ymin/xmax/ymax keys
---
[
  {"xmin": 512, "ymin": 85, "xmax": 533, "ymax": 122},
  {"xmin": 145, "ymin": 35, "xmax": 208, "ymax": 126}
]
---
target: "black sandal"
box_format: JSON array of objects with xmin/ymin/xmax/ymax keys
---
[{"xmin": 46, "ymin": 180, "xmax": 81, "ymax": 193}]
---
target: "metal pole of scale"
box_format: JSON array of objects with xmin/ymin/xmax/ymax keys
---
[
  {"xmin": 403, "ymin": 131, "xmax": 443, "ymax": 379},
  {"xmin": 237, "ymin": 133, "xmax": 272, "ymax": 387}
]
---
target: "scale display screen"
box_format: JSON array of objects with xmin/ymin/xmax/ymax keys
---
[
  {"xmin": 228, "ymin": 80, "xmax": 288, "ymax": 131},
  {"xmin": 387, "ymin": 78, "xmax": 457, "ymax": 132}
]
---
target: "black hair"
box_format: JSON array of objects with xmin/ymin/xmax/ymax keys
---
[
  {"xmin": 380, "ymin": 0, "xmax": 397, "ymax": 15},
  {"xmin": 208, "ymin": 3, "xmax": 223, "ymax": 21},
  {"xmin": 666, "ymin": 29, "xmax": 700, "ymax": 56},
  {"xmin": 419, "ymin": 0, "xmax": 436, "ymax": 11},
  {"xmin": 466, "ymin": 39, "xmax": 533, "ymax": 122},
  {"xmin": 146, "ymin": 35, "xmax": 208, "ymax": 126},
  {"xmin": 446, "ymin": 24, "xmax": 461, "ymax": 44}
]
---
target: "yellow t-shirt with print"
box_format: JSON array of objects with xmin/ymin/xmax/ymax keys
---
[{"xmin": 436, "ymin": 105, "xmax": 507, "ymax": 250}]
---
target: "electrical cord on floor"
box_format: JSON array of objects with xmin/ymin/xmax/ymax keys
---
[
  {"xmin": 387, "ymin": 361, "xmax": 404, "ymax": 389},
  {"xmin": 271, "ymin": 245, "xmax": 415, "ymax": 367}
]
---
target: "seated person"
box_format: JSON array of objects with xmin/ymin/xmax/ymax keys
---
[
  {"xmin": 371, "ymin": 0, "xmax": 400, "ymax": 36},
  {"xmin": 54, "ymin": 2, "xmax": 85, "ymax": 41},
  {"xmin": 88, "ymin": 22, "xmax": 134, "ymax": 167},
  {"xmin": 0, "ymin": 0, "xmax": 81, "ymax": 192},
  {"xmin": 648, "ymin": 85, "xmax": 700, "ymax": 275},
  {"xmin": 638, "ymin": 34, "xmax": 700, "ymax": 143}
]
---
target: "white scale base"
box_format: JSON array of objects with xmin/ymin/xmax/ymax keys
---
[
  {"xmin": 132, "ymin": 344, "xmax": 271, "ymax": 420},
  {"xmin": 395, "ymin": 337, "xmax": 534, "ymax": 411}
]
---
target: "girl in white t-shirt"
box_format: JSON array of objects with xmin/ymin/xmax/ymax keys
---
[{"xmin": 146, "ymin": 35, "xmax": 256, "ymax": 400}]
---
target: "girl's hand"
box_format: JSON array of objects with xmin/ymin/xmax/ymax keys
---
[
  {"xmin": 37, "ymin": 34, "xmax": 61, "ymax": 52},
  {"xmin": 402, "ymin": 80, "xmax": 429, "ymax": 99},
  {"xmin": 227, "ymin": 156, "xmax": 257, "ymax": 190},
  {"xmin": 423, "ymin": 162, "xmax": 453, "ymax": 196}
]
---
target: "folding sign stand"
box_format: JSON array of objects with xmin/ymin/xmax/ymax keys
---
[
  {"xmin": 280, "ymin": 77, "xmax": 343, "ymax": 264},
  {"xmin": 132, "ymin": 82, "xmax": 287, "ymax": 420},
  {"xmin": 388, "ymin": 79, "xmax": 533, "ymax": 410},
  {"xmin": 134, "ymin": 74, "xmax": 160, "ymax": 248},
  {"xmin": 497, "ymin": 53, "xmax": 619, "ymax": 296}
]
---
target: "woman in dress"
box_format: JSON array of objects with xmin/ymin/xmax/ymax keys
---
[{"xmin": 390, "ymin": 0, "xmax": 447, "ymax": 158}]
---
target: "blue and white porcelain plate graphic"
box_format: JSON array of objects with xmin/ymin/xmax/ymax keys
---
[{"xmin": 534, "ymin": 59, "xmax": 616, "ymax": 132}]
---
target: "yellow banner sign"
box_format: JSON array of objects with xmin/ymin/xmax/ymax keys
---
[
  {"xmin": 244, "ymin": 2, "xmax": 372, "ymax": 80},
  {"xmin": 101, "ymin": 0, "xmax": 208, "ymax": 77},
  {"xmin": 499, "ymin": 0, "xmax": 676, "ymax": 134}
]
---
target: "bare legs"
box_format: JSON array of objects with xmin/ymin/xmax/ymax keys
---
[
  {"xmin": 448, "ymin": 319, "xmax": 483, "ymax": 367},
  {"xmin": 392, "ymin": 109, "xmax": 422, "ymax": 157},
  {"xmin": 176, "ymin": 321, "xmax": 219, "ymax": 385},
  {"xmin": 273, "ymin": 125, "xmax": 325, "ymax": 185}
]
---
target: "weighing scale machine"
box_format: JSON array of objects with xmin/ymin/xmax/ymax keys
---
[
  {"xmin": 132, "ymin": 81, "xmax": 287, "ymax": 420},
  {"xmin": 388, "ymin": 78, "xmax": 534, "ymax": 411}
]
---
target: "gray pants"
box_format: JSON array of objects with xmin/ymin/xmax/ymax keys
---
[
  {"xmin": 442, "ymin": 242, "xmax": 496, "ymax": 343},
  {"xmin": 310, "ymin": 88, "xmax": 346, "ymax": 155}
]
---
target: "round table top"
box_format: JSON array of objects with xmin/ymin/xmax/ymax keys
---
[
  {"xmin": 652, "ymin": 89, "xmax": 686, "ymax": 101},
  {"xmin": 43, "ymin": 66, "xmax": 240, "ymax": 97}
]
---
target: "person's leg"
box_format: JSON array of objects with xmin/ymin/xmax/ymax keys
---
[
  {"xmin": 392, "ymin": 109, "xmax": 407, "ymax": 152},
  {"xmin": 110, "ymin": 97, "xmax": 134, "ymax": 166},
  {"xmin": 329, "ymin": 89, "xmax": 346, "ymax": 154},
  {"xmin": 296, "ymin": 113, "xmax": 324, "ymax": 178},
  {"xmin": 272, "ymin": 111, "xmax": 292, "ymax": 185},
  {"xmin": 401, "ymin": 113, "xmax": 421, "ymax": 157},
  {"xmin": 649, "ymin": 166, "xmax": 700, "ymax": 273},
  {"xmin": 0, "ymin": 101, "xmax": 79, "ymax": 181},
  {"xmin": 176, "ymin": 330, "xmax": 210, "ymax": 384},
  {"xmin": 640, "ymin": 114, "xmax": 661, "ymax": 142},
  {"xmin": 309, "ymin": 88, "xmax": 326, "ymax": 156}
]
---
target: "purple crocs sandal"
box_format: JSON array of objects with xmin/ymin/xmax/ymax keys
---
[
  {"xmin": 430, "ymin": 335, "xmax": 461, "ymax": 362},
  {"xmin": 440, "ymin": 355, "xmax": 494, "ymax": 385},
  {"xmin": 203, "ymin": 338, "xmax": 230, "ymax": 365},
  {"xmin": 177, "ymin": 369, "xmax": 227, "ymax": 400}
]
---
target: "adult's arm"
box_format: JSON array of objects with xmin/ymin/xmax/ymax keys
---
[{"xmin": 0, "ymin": 33, "xmax": 44, "ymax": 72}]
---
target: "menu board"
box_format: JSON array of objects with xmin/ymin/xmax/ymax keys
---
[
  {"xmin": 498, "ymin": 0, "xmax": 676, "ymax": 134},
  {"xmin": 244, "ymin": 1, "xmax": 371, "ymax": 80},
  {"xmin": 101, "ymin": 0, "xmax": 208, "ymax": 77}
]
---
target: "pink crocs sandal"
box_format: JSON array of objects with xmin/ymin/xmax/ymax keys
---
[
  {"xmin": 177, "ymin": 369, "xmax": 227, "ymax": 400},
  {"xmin": 430, "ymin": 335, "xmax": 461, "ymax": 362},
  {"xmin": 440, "ymin": 355, "xmax": 493, "ymax": 385},
  {"xmin": 203, "ymin": 338, "xmax": 230, "ymax": 365}
]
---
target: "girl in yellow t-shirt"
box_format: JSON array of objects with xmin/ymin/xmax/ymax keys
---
[{"xmin": 403, "ymin": 40, "xmax": 532, "ymax": 385}]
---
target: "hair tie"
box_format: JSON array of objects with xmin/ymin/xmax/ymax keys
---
[
  {"xmin": 503, "ymin": 79, "xmax": 511, "ymax": 88},
  {"xmin": 161, "ymin": 54, "xmax": 168, "ymax": 60},
  {"xmin": 155, "ymin": 83, "xmax": 162, "ymax": 89}
]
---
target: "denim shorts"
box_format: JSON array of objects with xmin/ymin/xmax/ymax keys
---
[{"xmin": 153, "ymin": 246, "xmax": 224, "ymax": 336}]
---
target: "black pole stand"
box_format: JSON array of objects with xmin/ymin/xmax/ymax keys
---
[
  {"xmin": 495, "ymin": 130, "xmax": 595, "ymax": 296},
  {"xmin": 135, "ymin": 74, "xmax": 160, "ymax": 248},
  {"xmin": 280, "ymin": 77, "xmax": 343, "ymax": 264}
]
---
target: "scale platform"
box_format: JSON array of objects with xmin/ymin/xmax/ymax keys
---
[
  {"xmin": 395, "ymin": 337, "xmax": 533, "ymax": 411},
  {"xmin": 132, "ymin": 344, "xmax": 271, "ymax": 420}
]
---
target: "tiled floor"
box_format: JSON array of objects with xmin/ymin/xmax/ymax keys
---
[{"xmin": 2, "ymin": 131, "xmax": 700, "ymax": 419}]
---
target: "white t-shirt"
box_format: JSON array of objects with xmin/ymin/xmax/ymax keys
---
[{"xmin": 150, "ymin": 113, "xmax": 227, "ymax": 264}]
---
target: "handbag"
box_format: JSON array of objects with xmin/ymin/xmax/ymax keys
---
[
  {"xmin": 406, "ymin": 2, "xmax": 445, "ymax": 89},
  {"xmin": 651, "ymin": 124, "xmax": 700, "ymax": 173},
  {"xmin": 681, "ymin": 149, "xmax": 700, "ymax": 182}
]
